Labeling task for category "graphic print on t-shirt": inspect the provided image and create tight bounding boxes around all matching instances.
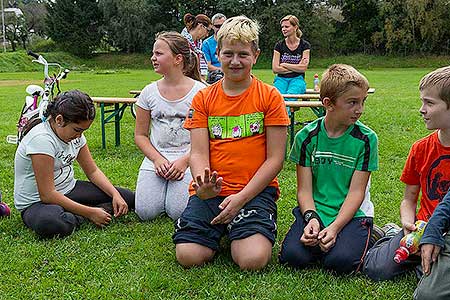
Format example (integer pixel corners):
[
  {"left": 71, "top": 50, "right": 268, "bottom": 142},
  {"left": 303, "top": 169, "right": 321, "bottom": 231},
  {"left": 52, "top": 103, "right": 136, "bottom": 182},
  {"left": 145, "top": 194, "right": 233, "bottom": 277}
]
[
  {"left": 280, "top": 53, "right": 301, "bottom": 65},
  {"left": 208, "top": 112, "right": 264, "bottom": 139},
  {"left": 426, "top": 155, "right": 450, "bottom": 203},
  {"left": 154, "top": 111, "right": 190, "bottom": 148}
]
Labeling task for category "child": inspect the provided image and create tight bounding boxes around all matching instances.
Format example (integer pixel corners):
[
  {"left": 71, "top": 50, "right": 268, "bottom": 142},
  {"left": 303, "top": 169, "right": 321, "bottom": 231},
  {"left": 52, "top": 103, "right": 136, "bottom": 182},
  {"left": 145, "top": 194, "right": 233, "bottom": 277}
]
[
  {"left": 414, "top": 190, "right": 450, "bottom": 300},
  {"left": 134, "top": 31, "right": 206, "bottom": 221},
  {"left": 173, "top": 16, "right": 290, "bottom": 270},
  {"left": 279, "top": 64, "right": 379, "bottom": 274},
  {"left": 364, "top": 66, "right": 450, "bottom": 281},
  {"left": 14, "top": 90, "right": 135, "bottom": 239}
]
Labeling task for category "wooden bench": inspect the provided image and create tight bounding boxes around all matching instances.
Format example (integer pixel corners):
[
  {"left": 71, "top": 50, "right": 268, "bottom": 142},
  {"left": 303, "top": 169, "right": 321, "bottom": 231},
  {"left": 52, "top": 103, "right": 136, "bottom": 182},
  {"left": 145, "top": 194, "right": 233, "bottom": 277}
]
[{"left": 92, "top": 97, "right": 137, "bottom": 149}]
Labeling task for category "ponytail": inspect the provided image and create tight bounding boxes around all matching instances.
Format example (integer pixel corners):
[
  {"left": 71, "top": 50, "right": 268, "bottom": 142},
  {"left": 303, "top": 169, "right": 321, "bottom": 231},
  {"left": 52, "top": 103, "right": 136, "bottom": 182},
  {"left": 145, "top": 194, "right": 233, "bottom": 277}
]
[{"left": 184, "top": 50, "right": 202, "bottom": 82}]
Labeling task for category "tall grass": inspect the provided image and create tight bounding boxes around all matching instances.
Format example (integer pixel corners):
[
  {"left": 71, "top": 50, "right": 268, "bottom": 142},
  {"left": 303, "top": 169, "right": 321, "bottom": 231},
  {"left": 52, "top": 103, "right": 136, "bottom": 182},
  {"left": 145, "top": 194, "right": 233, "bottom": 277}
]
[{"left": 0, "top": 67, "right": 435, "bottom": 299}]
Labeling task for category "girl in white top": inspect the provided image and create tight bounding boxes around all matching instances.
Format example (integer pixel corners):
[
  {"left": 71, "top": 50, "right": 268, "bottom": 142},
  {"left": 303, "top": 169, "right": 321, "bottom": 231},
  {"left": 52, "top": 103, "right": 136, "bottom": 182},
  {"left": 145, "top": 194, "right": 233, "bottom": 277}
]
[
  {"left": 14, "top": 90, "right": 134, "bottom": 238},
  {"left": 134, "top": 31, "right": 206, "bottom": 221}
]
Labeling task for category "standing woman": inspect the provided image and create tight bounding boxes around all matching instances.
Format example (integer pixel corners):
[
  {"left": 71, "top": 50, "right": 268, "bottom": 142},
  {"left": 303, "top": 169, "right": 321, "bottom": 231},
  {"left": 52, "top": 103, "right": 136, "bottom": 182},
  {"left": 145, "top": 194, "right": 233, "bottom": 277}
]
[
  {"left": 181, "top": 13, "right": 212, "bottom": 79},
  {"left": 272, "top": 15, "right": 311, "bottom": 97},
  {"left": 134, "top": 32, "right": 206, "bottom": 221},
  {"left": 14, "top": 90, "right": 135, "bottom": 239}
]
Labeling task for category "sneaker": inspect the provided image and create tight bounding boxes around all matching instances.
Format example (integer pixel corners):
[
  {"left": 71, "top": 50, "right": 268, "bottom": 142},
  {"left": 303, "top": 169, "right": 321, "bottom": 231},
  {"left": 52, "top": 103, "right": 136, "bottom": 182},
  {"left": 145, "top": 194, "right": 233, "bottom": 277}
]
[
  {"left": 382, "top": 222, "right": 401, "bottom": 238},
  {"left": 369, "top": 224, "right": 385, "bottom": 247}
]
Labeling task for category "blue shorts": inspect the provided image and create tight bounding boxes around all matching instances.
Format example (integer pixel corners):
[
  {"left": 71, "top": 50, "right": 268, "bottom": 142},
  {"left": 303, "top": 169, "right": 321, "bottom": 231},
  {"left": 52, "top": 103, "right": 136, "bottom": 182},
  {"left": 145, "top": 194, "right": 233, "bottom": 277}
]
[
  {"left": 173, "top": 187, "right": 278, "bottom": 251},
  {"left": 273, "top": 75, "right": 307, "bottom": 100}
]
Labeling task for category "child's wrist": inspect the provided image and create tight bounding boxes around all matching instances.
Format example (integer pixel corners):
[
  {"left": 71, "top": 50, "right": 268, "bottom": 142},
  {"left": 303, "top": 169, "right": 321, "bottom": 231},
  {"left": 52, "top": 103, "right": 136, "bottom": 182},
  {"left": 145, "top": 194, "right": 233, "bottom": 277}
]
[{"left": 303, "top": 209, "right": 325, "bottom": 230}]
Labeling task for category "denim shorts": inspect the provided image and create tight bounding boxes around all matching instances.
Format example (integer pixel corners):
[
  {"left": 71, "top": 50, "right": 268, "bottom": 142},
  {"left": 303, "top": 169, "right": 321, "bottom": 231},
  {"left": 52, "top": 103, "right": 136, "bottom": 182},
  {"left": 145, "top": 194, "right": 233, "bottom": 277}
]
[{"left": 173, "top": 186, "right": 278, "bottom": 251}]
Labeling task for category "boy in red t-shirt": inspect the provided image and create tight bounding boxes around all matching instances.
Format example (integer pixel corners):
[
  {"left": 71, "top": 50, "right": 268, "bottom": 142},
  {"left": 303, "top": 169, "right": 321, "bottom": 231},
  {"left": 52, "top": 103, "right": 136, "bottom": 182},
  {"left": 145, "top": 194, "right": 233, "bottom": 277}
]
[
  {"left": 173, "top": 16, "right": 290, "bottom": 270},
  {"left": 364, "top": 66, "right": 450, "bottom": 281}
]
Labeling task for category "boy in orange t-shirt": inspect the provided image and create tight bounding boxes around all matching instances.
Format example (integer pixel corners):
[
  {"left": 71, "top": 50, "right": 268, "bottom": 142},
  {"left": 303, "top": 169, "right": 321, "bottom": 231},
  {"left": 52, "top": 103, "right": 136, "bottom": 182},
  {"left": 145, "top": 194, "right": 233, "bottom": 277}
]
[
  {"left": 173, "top": 16, "right": 290, "bottom": 270},
  {"left": 364, "top": 66, "right": 450, "bottom": 281}
]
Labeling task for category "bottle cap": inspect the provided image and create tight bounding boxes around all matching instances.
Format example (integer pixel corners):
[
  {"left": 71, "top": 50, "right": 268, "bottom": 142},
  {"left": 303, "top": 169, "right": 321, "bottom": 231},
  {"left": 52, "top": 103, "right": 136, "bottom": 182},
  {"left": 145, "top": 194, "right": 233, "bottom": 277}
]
[{"left": 393, "top": 247, "right": 409, "bottom": 264}]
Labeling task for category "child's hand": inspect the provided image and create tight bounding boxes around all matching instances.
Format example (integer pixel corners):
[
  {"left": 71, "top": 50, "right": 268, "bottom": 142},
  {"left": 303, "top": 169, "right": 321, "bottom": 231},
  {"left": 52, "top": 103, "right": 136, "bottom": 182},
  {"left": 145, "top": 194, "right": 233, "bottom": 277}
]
[
  {"left": 318, "top": 226, "right": 338, "bottom": 252},
  {"left": 112, "top": 193, "right": 128, "bottom": 217},
  {"left": 193, "top": 168, "right": 223, "bottom": 200},
  {"left": 88, "top": 207, "right": 112, "bottom": 227},
  {"left": 165, "top": 158, "right": 188, "bottom": 181},
  {"left": 402, "top": 221, "right": 416, "bottom": 235},
  {"left": 154, "top": 157, "right": 171, "bottom": 178},
  {"left": 211, "top": 194, "right": 244, "bottom": 225},
  {"left": 300, "top": 219, "right": 320, "bottom": 246},
  {"left": 421, "top": 243, "right": 441, "bottom": 275}
]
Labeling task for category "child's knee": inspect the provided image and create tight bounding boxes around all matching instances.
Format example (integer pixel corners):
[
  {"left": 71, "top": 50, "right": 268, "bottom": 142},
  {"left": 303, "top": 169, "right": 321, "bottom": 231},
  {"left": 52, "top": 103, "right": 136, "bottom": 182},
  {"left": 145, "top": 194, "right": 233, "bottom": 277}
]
[
  {"left": 233, "top": 247, "right": 272, "bottom": 270},
  {"left": 231, "top": 235, "right": 273, "bottom": 270},
  {"left": 363, "top": 253, "right": 398, "bottom": 281},
  {"left": 135, "top": 205, "right": 161, "bottom": 221},
  {"left": 175, "top": 243, "right": 215, "bottom": 267},
  {"left": 279, "top": 237, "right": 312, "bottom": 269},
  {"left": 323, "top": 252, "right": 360, "bottom": 274},
  {"left": 34, "top": 212, "right": 78, "bottom": 238}
]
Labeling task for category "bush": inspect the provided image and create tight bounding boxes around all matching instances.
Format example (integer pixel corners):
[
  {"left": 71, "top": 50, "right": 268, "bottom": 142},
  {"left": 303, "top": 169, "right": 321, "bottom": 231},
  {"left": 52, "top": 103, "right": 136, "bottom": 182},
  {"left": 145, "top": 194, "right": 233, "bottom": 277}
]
[{"left": 29, "top": 38, "right": 58, "bottom": 53}]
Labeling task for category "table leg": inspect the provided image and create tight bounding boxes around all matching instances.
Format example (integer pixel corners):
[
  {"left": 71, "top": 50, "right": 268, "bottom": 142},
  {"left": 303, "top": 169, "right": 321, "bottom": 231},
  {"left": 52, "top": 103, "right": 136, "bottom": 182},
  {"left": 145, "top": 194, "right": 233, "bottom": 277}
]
[
  {"left": 100, "top": 103, "right": 106, "bottom": 149},
  {"left": 290, "top": 107, "right": 295, "bottom": 149},
  {"left": 114, "top": 103, "right": 120, "bottom": 147}
]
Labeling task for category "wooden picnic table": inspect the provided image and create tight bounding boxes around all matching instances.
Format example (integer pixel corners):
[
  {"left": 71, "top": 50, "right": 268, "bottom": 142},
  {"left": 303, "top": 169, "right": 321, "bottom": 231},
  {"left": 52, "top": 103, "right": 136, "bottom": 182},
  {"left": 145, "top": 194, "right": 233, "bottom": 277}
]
[
  {"left": 92, "top": 97, "right": 136, "bottom": 149},
  {"left": 91, "top": 88, "right": 375, "bottom": 149}
]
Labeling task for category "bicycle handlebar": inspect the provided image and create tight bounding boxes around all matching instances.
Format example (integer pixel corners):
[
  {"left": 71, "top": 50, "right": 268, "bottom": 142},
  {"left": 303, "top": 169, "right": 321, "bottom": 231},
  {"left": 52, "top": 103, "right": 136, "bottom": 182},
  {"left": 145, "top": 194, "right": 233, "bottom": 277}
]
[{"left": 27, "top": 50, "right": 40, "bottom": 59}]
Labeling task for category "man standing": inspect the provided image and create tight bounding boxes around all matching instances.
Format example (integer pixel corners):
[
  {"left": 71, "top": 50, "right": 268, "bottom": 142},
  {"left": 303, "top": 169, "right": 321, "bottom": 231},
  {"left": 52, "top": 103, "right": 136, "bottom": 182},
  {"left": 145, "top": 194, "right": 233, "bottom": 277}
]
[{"left": 201, "top": 13, "right": 226, "bottom": 80}]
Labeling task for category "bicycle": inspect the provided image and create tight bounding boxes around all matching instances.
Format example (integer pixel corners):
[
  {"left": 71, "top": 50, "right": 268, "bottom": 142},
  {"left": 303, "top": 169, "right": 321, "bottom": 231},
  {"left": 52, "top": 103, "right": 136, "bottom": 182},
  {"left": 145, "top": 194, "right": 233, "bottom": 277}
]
[{"left": 7, "top": 51, "right": 70, "bottom": 144}]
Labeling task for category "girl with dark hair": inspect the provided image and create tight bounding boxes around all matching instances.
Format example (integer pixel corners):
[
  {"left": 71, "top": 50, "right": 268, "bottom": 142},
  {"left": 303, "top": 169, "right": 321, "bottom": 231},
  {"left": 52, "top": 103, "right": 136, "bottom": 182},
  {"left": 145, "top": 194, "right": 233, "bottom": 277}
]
[
  {"left": 14, "top": 90, "right": 135, "bottom": 239},
  {"left": 134, "top": 31, "right": 206, "bottom": 221},
  {"left": 272, "top": 15, "right": 311, "bottom": 99},
  {"left": 181, "top": 13, "right": 212, "bottom": 79}
]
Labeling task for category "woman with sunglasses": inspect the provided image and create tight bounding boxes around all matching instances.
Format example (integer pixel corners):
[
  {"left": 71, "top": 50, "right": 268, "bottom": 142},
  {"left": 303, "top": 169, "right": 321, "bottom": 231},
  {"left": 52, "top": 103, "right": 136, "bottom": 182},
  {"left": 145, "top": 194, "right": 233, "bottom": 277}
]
[
  {"left": 181, "top": 13, "right": 212, "bottom": 80},
  {"left": 272, "top": 15, "right": 310, "bottom": 99}
]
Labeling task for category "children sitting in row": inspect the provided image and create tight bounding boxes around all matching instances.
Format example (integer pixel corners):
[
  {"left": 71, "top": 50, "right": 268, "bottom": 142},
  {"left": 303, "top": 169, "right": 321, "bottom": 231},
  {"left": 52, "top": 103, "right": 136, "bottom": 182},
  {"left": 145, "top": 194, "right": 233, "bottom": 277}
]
[{"left": 11, "top": 15, "right": 450, "bottom": 299}]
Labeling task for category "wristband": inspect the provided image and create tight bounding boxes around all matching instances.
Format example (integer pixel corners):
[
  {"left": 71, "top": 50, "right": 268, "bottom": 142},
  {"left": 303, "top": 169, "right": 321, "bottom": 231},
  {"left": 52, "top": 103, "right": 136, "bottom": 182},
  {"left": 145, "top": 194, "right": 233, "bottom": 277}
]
[{"left": 303, "top": 210, "right": 325, "bottom": 230}]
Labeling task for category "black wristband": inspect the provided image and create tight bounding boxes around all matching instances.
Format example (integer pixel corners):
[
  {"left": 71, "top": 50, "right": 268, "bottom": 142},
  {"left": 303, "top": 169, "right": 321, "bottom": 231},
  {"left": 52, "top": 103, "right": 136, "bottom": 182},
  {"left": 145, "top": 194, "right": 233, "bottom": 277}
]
[{"left": 303, "top": 210, "right": 325, "bottom": 230}]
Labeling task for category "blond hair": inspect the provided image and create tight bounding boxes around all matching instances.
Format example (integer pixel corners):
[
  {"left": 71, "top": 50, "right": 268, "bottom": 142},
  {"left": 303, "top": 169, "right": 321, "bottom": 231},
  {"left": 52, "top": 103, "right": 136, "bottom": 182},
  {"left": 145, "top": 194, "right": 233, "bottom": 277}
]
[
  {"left": 419, "top": 66, "right": 450, "bottom": 108},
  {"left": 320, "top": 64, "right": 369, "bottom": 103},
  {"left": 217, "top": 15, "right": 259, "bottom": 53},
  {"left": 280, "top": 15, "right": 302, "bottom": 39}
]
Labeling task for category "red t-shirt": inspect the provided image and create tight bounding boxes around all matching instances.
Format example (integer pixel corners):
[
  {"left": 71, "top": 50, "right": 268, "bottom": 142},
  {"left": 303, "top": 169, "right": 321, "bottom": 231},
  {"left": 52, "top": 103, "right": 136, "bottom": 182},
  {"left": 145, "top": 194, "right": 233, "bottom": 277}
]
[
  {"left": 184, "top": 77, "right": 290, "bottom": 197},
  {"left": 400, "top": 131, "right": 450, "bottom": 221}
]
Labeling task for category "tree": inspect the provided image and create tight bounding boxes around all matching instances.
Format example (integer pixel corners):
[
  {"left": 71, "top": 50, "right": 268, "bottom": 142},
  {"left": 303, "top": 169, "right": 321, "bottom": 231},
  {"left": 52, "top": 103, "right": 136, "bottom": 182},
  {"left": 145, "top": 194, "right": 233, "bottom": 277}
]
[
  {"left": 99, "top": 0, "right": 180, "bottom": 53},
  {"left": 46, "top": 0, "right": 103, "bottom": 57}
]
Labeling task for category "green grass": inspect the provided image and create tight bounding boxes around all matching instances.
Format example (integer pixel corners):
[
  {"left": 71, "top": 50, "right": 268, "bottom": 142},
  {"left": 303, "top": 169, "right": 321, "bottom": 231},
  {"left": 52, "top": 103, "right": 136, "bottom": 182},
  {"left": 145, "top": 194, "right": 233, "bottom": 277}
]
[
  {"left": 2, "top": 50, "right": 450, "bottom": 72},
  {"left": 0, "top": 67, "right": 434, "bottom": 299}
]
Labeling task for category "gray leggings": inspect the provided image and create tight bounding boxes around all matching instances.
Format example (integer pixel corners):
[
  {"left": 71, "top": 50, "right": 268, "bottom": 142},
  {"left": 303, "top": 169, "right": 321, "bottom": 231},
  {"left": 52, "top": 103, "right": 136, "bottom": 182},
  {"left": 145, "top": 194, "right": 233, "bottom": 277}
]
[
  {"left": 21, "top": 180, "right": 135, "bottom": 239},
  {"left": 135, "top": 169, "right": 192, "bottom": 221}
]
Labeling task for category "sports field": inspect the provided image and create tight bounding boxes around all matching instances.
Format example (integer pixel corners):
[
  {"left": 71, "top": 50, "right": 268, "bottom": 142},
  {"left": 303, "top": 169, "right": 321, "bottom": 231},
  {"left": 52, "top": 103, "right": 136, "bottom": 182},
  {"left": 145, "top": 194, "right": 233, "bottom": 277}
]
[{"left": 0, "top": 68, "right": 432, "bottom": 299}]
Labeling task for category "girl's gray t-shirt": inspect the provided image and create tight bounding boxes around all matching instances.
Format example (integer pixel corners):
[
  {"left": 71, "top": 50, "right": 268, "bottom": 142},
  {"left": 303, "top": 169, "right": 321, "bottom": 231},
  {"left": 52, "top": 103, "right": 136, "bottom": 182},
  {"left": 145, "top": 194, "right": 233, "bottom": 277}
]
[
  {"left": 14, "top": 121, "right": 86, "bottom": 211},
  {"left": 136, "top": 80, "right": 205, "bottom": 171}
]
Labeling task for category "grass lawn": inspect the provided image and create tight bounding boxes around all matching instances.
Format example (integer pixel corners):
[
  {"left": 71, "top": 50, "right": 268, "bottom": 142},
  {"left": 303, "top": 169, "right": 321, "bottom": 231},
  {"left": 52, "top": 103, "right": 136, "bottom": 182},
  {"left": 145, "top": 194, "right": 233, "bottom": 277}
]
[{"left": 0, "top": 67, "right": 433, "bottom": 299}]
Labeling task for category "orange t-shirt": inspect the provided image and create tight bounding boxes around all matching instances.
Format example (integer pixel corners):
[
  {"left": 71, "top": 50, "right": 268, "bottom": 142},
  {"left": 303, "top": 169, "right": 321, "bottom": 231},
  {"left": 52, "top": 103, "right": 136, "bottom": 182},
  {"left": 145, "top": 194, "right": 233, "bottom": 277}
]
[
  {"left": 184, "top": 77, "right": 290, "bottom": 197},
  {"left": 400, "top": 131, "right": 450, "bottom": 221}
]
